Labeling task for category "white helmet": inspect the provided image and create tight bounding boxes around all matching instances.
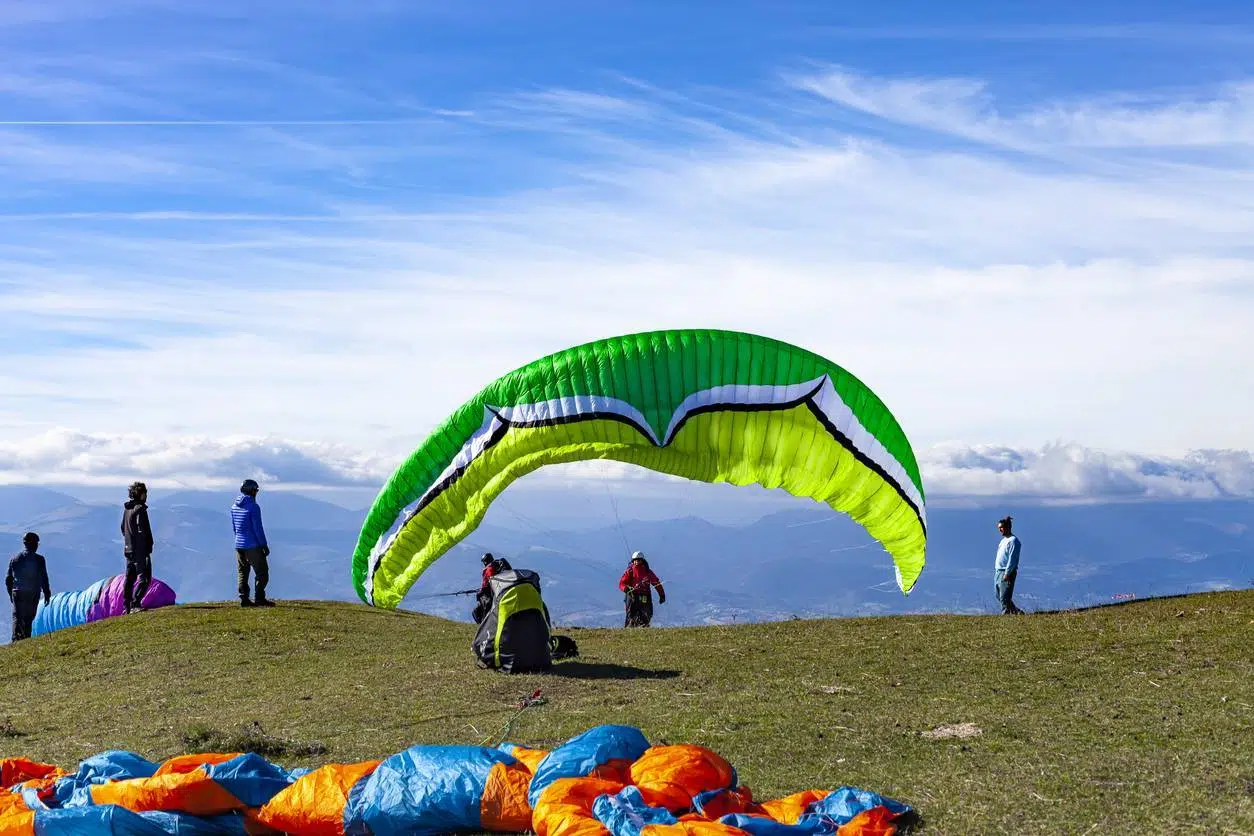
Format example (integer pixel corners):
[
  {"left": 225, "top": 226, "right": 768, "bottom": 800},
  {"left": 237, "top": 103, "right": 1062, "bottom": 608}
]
[{"left": 631, "top": 550, "right": 645, "bottom": 561}]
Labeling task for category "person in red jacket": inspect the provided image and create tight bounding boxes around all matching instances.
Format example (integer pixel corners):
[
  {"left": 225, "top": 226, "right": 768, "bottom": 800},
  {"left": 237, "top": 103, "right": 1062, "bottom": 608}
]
[
  {"left": 619, "top": 551, "right": 665, "bottom": 628},
  {"left": 473, "top": 552, "right": 512, "bottom": 623}
]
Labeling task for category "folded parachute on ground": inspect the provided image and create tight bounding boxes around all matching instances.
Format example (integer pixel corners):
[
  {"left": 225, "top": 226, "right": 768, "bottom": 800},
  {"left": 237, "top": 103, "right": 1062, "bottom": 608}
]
[
  {"left": 1, "top": 725, "right": 914, "bottom": 835},
  {"left": 354, "top": 329, "right": 928, "bottom": 609},
  {"left": 32, "top": 575, "right": 177, "bottom": 637}
]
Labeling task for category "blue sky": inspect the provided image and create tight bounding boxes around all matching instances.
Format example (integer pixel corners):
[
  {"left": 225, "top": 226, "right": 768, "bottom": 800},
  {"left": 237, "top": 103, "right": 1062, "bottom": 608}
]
[{"left": 1, "top": 1, "right": 1253, "bottom": 498}]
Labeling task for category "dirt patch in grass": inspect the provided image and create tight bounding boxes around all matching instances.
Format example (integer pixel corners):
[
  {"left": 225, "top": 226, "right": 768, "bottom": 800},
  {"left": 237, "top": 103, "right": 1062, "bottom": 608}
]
[
  {"left": 920, "top": 722, "right": 982, "bottom": 740},
  {"left": 180, "top": 721, "right": 327, "bottom": 758}
]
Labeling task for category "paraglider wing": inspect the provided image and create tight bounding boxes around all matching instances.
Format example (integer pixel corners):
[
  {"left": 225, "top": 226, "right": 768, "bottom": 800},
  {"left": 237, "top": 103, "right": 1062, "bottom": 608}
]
[
  {"left": 31, "top": 575, "right": 177, "bottom": 636},
  {"left": 353, "top": 329, "right": 927, "bottom": 608}
]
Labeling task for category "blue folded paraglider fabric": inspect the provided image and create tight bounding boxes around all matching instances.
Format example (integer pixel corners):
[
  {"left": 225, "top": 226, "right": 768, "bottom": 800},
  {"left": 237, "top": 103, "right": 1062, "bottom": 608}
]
[
  {"left": 592, "top": 786, "right": 679, "bottom": 836},
  {"left": 343, "top": 745, "right": 516, "bottom": 836},
  {"left": 527, "top": 724, "right": 650, "bottom": 807},
  {"left": 32, "top": 580, "right": 106, "bottom": 636}
]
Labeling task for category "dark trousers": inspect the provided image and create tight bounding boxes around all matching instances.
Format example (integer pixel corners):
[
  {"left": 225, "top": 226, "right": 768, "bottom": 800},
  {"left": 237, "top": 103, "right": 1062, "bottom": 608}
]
[
  {"left": 237, "top": 548, "right": 269, "bottom": 600},
  {"left": 10, "top": 591, "right": 40, "bottom": 641},
  {"left": 124, "top": 552, "right": 152, "bottom": 610},
  {"left": 624, "top": 592, "right": 653, "bottom": 627},
  {"left": 995, "top": 570, "right": 1022, "bottom": 614},
  {"left": 472, "top": 589, "right": 491, "bottom": 624}
]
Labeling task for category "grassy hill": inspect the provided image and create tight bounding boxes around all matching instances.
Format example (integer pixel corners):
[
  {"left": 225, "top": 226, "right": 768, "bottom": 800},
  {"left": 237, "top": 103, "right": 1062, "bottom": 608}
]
[{"left": 2, "top": 592, "right": 1252, "bottom": 834}]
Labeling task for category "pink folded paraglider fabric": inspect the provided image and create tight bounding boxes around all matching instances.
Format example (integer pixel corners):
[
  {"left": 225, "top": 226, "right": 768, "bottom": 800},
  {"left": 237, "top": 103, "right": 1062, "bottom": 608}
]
[{"left": 89, "top": 576, "right": 177, "bottom": 620}]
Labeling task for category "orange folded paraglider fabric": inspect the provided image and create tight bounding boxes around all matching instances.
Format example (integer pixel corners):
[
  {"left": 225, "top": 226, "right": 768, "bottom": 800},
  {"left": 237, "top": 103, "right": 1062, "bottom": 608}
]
[
  {"left": 837, "top": 805, "right": 904, "bottom": 836},
  {"left": 153, "top": 752, "right": 243, "bottom": 776},
  {"left": 533, "top": 777, "right": 625, "bottom": 836},
  {"left": 501, "top": 743, "right": 550, "bottom": 775},
  {"left": 481, "top": 760, "right": 535, "bottom": 832},
  {"left": 760, "top": 789, "right": 831, "bottom": 824},
  {"left": 90, "top": 769, "right": 244, "bottom": 816},
  {"left": 630, "top": 745, "right": 737, "bottom": 811},
  {"left": 0, "top": 804, "right": 35, "bottom": 836},
  {"left": 641, "top": 822, "right": 750, "bottom": 835},
  {"left": 255, "top": 760, "right": 381, "bottom": 836},
  {"left": 0, "top": 758, "right": 63, "bottom": 787}
]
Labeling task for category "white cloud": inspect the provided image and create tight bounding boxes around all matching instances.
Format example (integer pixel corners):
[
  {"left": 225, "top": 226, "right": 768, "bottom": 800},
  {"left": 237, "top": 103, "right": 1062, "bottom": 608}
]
[
  {"left": 796, "top": 66, "right": 1254, "bottom": 150},
  {"left": 0, "top": 429, "right": 389, "bottom": 488},
  {"left": 1, "top": 430, "right": 1250, "bottom": 506},
  {"left": 923, "top": 443, "right": 1254, "bottom": 501}
]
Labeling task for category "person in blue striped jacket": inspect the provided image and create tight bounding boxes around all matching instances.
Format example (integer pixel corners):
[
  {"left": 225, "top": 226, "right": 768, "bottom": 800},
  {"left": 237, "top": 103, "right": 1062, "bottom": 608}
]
[{"left": 230, "top": 478, "right": 273, "bottom": 607}]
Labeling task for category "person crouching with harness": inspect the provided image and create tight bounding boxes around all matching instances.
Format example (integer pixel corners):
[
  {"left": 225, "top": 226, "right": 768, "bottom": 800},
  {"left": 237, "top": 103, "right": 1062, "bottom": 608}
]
[
  {"left": 473, "top": 552, "right": 512, "bottom": 623},
  {"left": 619, "top": 551, "right": 665, "bottom": 627}
]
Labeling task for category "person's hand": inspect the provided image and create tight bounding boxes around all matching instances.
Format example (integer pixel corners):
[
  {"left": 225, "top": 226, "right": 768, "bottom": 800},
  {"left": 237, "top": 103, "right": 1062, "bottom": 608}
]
[
  {"left": 44, "top": 594, "right": 51, "bottom": 606},
  {"left": 262, "top": 545, "right": 271, "bottom": 558},
  {"left": 658, "top": 593, "right": 666, "bottom": 604}
]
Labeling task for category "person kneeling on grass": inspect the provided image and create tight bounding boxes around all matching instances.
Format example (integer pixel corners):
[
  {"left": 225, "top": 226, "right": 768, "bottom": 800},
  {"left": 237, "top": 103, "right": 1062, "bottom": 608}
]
[{"left": 230, "top": 478, "right": 274, "bottom": 607}]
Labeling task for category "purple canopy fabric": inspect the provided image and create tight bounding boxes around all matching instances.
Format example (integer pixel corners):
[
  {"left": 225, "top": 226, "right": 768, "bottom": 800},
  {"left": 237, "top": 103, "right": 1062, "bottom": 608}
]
[{"left": 89, "top": 575, "right": 177, "bottom": 620}]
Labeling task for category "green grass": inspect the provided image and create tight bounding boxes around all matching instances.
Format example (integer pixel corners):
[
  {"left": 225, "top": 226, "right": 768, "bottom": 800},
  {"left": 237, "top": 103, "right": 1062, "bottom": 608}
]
[{"left": 2, "top": 592, "right": 1252, "bottom": 834}]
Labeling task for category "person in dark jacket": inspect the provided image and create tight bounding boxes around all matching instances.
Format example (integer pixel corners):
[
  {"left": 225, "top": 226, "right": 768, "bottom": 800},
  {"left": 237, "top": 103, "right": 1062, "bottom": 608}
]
[
  {"left": 120, "top": 481, "right": 154, "bottom": 614},
  {"left": 619, "top": 551, "right": 665, "bottom": 628},
  {"left": 7, "top": 532, "right": 52, "bottom": 642},
  {"left": 230, "top": 478, "right": 272, "bottom": 607}
]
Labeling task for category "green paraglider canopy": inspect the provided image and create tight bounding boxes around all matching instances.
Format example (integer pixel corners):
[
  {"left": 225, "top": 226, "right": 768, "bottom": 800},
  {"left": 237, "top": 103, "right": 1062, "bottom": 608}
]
[{"left": 353, "top": 329, "right": 927, "bottom": 608}]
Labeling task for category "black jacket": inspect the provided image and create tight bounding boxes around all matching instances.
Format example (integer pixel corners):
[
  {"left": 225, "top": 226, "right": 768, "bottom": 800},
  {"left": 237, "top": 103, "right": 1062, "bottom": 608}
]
[
  {"left": 6, "top": 550, "right": 51, "bottom": 599},
  {"left": 121, "top": 500, "right": 154, "bottom": 556}
]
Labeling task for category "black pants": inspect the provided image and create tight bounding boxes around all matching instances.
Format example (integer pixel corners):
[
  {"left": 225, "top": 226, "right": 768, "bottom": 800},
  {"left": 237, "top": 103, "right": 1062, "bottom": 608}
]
[
  {"left": 10, "top": 591, "right": 40, "bottom": 641},
  {"left": 124, "top": 552, "right": 152, "bottom": 610},
  {"left": 237, "top": 548, "right": 269, "bottom": 600},
  {"left": 624, "top": 593, "right": 653, "bottom": 627},
  {"left": 472, "top": 589, "right": 491, "bottom": 624}
]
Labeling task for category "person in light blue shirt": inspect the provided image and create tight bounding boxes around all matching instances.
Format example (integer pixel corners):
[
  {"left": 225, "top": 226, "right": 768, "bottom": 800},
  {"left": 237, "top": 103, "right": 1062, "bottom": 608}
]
[{"left": 994, "top": 515, "right": 1024, "bottom": 614}]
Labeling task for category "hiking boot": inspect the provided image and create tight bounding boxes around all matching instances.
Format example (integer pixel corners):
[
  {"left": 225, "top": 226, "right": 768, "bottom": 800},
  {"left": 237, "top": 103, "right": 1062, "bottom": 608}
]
[
  {"left": 254, "top": 596, "right": 276, "bottom": 607},
  {"left": 240, "top": 597, "right": 255, "bottom": 608}
]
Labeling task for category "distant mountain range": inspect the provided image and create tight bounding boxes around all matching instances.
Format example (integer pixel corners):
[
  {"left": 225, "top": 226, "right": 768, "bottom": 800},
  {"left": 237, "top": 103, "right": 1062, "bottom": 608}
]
[{"left": 2, "top": 484, "right": 1251, "bottom": 642}]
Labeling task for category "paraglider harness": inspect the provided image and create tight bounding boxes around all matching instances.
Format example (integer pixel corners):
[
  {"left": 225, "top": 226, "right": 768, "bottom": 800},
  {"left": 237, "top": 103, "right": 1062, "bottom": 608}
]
[
  {"left": 624, "top": 588, "right": 653, "bottom": 628},
  {"left": 473, "top": 568, "right": 553, "bottom": 673}
]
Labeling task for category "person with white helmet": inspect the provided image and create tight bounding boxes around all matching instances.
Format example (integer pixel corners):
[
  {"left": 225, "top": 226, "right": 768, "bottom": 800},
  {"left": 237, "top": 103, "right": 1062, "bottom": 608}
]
[{"left": 618, "top": 550, "right": 666, "bottom": 628}]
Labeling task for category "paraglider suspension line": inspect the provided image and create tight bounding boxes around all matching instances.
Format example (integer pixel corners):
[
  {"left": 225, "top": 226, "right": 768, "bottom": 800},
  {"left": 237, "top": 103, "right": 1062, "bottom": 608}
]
[{"left": 479, "top": 688, "right": 546, "bottom": 747}]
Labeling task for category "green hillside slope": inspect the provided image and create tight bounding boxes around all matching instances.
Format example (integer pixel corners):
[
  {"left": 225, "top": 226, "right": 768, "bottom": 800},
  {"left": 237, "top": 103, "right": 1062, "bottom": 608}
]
[{"left": 2, "top": 592, "right": 1252, "bottom": 833}]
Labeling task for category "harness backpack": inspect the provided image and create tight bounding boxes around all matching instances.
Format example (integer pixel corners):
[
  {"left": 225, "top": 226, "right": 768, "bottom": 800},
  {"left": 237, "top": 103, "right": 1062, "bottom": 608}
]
[
  {"left": 472, "top": 569, "right": 552, "bottom": 673},
  {"left": 549, "top": 634, "right": 580, "bottom": 660}
]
